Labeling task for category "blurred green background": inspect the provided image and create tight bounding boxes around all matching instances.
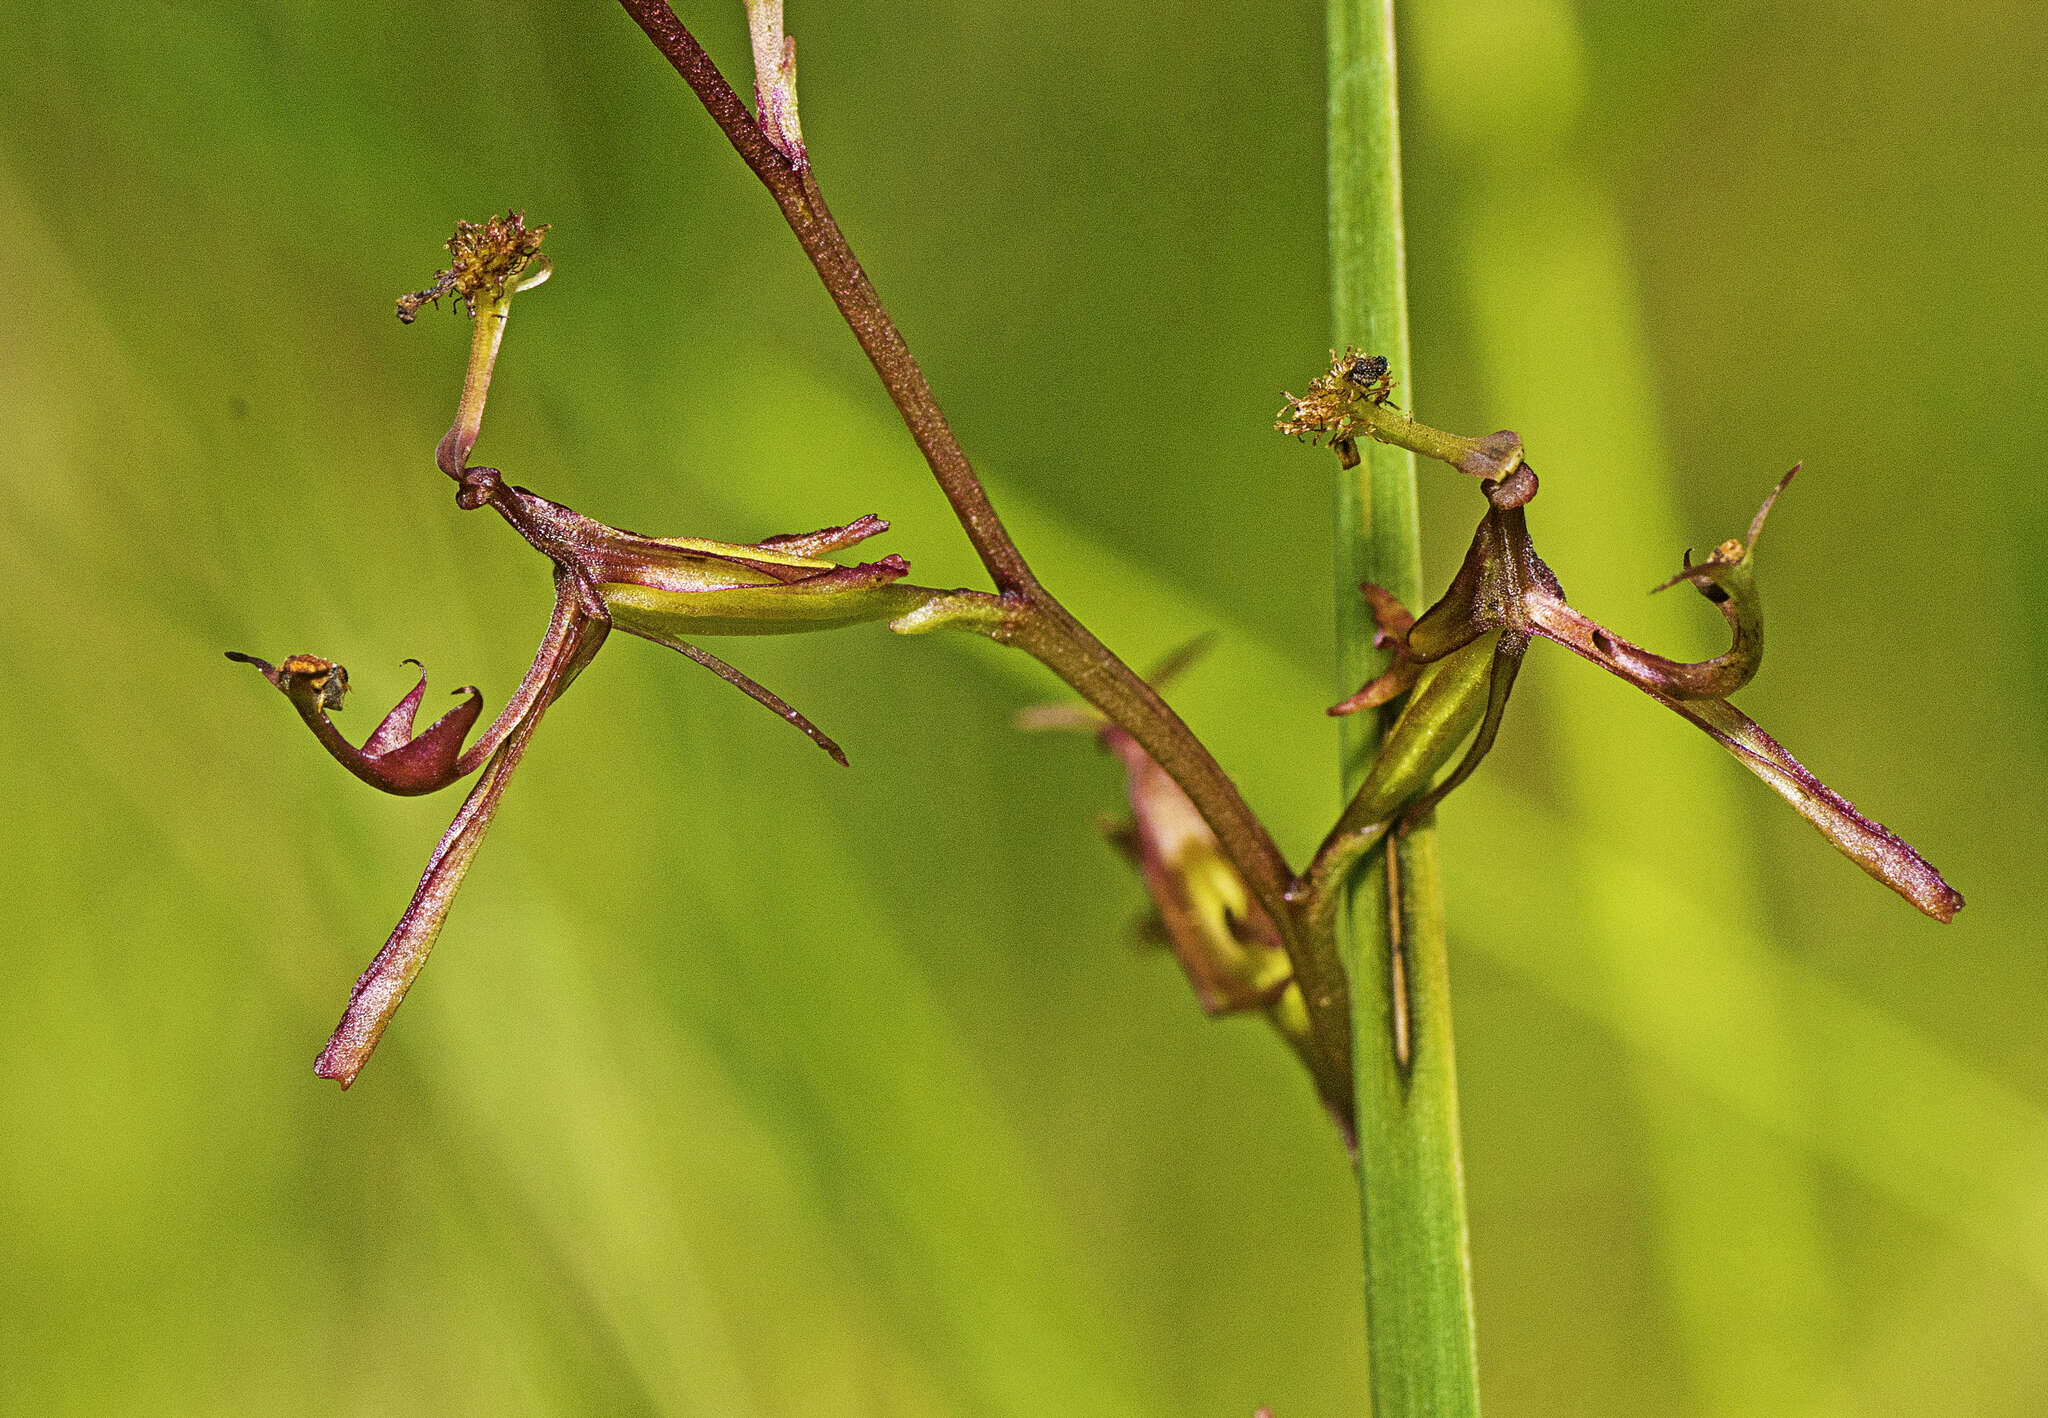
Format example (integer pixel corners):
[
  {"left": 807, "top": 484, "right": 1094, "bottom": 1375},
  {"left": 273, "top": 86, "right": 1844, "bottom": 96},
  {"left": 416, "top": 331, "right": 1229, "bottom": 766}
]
[{"left": 3, "top": 1, "right": 2043, "bottom": 1413}]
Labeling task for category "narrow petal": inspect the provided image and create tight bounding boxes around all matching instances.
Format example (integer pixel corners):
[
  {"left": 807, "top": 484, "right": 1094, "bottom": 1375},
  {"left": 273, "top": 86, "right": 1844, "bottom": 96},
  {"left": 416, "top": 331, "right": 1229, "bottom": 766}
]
[
  {"left": 482, "top": 478, "right": 855, "bottom": 589},
  {"left": 1143, "top": 631, "right": 1220, "bottom": 692},
  {"left": 618, "top": 622, "right": 848, "bottom": 765},
  {"left": 1014, "top": 703, "right": 1101, "bottom": 734},
  {"left": 360, "top": 663, "right": 431, "bottom": 756},
  {"left": 1015, "top": 635, "right": 1214, "bottom": 733},
  {"left": 754, "top": 514, "right": 890, "bottom": 557},
  {"left": 1331, "top": 583, "right": 1423, "bottom": 714}
]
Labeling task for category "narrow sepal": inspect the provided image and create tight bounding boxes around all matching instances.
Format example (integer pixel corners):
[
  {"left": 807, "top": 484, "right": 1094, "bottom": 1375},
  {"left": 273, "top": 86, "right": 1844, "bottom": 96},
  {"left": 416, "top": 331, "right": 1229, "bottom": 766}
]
[{"left": 1667, "top": 696, "right": 1963, "bottom": 922}]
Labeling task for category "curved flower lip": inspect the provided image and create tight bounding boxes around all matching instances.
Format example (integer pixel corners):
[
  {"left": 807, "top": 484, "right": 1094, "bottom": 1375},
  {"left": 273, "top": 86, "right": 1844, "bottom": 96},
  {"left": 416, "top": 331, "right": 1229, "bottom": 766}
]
[
  {"left": 257, "top": 213, "right": 1014, "bottom": 1089},
  {"left": 1515, "top": 465, "right": 1788, "bottom": 706},
  {"left": 1623, "top": 462, "right": 1794, "bottom": 700},
  {"left": 225, "top": 652, "right": 484, "bottom": 797},
  {"left": 240, "top": 494, "right": 960, "bottom": 1086}
]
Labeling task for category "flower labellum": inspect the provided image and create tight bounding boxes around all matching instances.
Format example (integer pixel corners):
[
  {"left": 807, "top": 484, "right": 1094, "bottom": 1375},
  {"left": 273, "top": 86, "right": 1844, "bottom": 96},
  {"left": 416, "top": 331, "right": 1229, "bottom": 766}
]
[{"left": 224, "top": 654, "right": 483, "bottom": 796}]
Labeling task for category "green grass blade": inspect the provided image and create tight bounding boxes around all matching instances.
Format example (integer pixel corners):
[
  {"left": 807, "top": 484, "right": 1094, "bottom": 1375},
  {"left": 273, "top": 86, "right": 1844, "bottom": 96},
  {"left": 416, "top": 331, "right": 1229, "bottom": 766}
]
[{"left": 1329, "top": 3, "right": 1482, "bottom": 1414}]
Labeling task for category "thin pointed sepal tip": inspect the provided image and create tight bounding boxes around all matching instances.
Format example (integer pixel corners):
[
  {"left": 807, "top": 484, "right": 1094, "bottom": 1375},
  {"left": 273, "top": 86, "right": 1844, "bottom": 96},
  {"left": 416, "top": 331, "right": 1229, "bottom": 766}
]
[{"left": 1749, "top": 463, "right": 1800, "bottom": 550}]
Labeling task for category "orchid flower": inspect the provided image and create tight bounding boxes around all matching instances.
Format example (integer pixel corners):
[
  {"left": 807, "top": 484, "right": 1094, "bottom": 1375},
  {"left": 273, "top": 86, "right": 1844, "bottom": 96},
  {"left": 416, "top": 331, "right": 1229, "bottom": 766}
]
[
  {"left": 1333, "top": 463, "right": 1963, "bottom": 922},
  {"left": 232, "top": 215, "right": 990, "bottom": 1085}
]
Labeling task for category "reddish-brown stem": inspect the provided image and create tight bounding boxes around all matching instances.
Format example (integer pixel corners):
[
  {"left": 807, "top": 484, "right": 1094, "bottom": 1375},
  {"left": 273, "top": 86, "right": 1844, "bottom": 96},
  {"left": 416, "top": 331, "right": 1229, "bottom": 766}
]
[{"left": 613, "top": 0, "right": 1353, "bottom": 1114}]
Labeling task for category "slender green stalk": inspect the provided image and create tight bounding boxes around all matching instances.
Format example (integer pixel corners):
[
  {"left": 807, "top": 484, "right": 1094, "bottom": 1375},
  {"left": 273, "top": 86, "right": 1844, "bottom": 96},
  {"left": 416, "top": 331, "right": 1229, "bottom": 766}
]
[{"left": 1328, "top": 3, "right": 1481, "bottom": 1413}]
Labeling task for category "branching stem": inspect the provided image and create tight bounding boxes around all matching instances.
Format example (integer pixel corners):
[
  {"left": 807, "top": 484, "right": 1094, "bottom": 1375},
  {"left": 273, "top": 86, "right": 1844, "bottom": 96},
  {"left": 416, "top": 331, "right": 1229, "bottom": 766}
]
[{"left": 613, "top": 0, "right": 1355, "bottom": 1116}]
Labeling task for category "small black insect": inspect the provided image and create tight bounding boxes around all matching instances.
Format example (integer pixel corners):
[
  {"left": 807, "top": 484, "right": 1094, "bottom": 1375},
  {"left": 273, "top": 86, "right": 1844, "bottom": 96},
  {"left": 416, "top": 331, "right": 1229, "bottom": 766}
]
[{"left": 1344, "top": 353, "right": 1390, "bottom": 387}]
